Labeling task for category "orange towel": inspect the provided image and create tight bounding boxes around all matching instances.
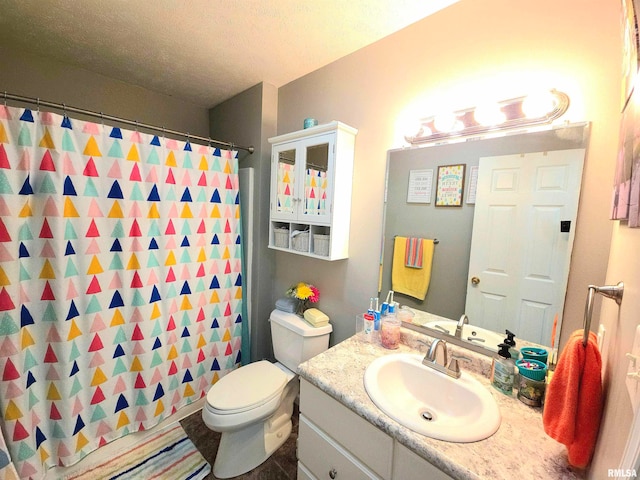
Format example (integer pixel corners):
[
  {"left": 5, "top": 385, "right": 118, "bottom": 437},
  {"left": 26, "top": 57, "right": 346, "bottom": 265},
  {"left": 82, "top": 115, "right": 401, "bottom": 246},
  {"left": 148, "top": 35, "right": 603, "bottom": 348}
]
[{"left": 543, "top": 330, "right": 603, "bottom": 469}]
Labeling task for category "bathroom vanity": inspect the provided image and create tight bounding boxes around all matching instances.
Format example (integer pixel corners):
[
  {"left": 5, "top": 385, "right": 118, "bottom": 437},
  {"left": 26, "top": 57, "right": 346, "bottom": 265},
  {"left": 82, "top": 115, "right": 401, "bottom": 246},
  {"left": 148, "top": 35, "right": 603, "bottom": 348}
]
[{"left": 296, "top": 330, "right": 583, "bottom": 480}]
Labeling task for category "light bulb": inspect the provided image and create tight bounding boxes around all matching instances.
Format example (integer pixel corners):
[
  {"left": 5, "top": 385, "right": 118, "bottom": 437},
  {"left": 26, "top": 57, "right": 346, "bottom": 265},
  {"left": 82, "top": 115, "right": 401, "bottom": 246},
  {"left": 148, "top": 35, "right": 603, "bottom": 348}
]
[
  {"left": 522, "top": 90, "right": 557, "bottom": 119},
  {"left": 419, "top": 125, "right": 433, "bottom": 137},
  {"left": 433, "top": 112, "right": 459, "bottom": 133},
  {"left": 473, "top": 103, "right": 506, "bottom": 126}
]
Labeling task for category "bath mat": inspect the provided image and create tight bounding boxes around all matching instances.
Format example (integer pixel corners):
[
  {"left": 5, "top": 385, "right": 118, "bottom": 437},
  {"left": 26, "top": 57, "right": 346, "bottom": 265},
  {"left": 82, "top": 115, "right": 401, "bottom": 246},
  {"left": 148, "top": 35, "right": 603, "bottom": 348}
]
[{"left": 65, "top": 423, "right": 211, "bottom": 480}]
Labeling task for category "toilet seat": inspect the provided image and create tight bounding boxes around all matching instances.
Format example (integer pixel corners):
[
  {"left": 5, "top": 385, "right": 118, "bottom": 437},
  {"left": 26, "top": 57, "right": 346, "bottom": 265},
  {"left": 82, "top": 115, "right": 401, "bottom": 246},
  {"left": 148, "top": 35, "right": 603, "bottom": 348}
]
[{"left": 206, "top": 360, "right": 288, "bottom": 414}]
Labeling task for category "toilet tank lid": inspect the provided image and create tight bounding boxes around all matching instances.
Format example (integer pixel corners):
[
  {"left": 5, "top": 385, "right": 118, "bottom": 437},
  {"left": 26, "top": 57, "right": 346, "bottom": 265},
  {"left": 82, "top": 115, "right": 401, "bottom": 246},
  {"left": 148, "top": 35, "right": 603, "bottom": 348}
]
[{"left": 270, "top": 309, "right": 332, "bottom": 337}]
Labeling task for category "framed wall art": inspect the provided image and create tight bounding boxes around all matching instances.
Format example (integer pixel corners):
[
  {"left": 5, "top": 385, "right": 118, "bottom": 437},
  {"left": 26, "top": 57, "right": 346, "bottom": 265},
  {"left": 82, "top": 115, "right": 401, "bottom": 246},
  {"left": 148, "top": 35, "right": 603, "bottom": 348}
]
[
  {"left": 435, "top": 164, "right": 465, "bottom": 207},
  {"left": 406, "top": 168, "right": 434, "bottom": 203}
]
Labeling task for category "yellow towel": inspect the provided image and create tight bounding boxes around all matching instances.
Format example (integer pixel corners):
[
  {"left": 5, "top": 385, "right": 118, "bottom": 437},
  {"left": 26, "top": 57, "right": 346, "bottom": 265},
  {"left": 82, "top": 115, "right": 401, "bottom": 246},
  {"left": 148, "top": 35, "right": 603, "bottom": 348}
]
[{"left": 391, "top": 237, "right": 434, "bottom": 300}]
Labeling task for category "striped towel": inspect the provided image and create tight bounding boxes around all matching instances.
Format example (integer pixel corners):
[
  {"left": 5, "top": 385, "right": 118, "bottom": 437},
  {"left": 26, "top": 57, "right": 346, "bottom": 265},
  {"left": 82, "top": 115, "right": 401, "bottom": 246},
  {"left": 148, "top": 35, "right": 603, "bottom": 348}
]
[{"left": 405, "top": 237, "right": 424, "bottom": 268}]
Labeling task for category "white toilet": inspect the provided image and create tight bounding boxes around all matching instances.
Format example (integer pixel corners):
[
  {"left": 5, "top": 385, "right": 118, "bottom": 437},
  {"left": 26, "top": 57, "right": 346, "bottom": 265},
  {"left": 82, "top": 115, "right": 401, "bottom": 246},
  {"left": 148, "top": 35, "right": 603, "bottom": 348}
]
[{"left": 202, "top": 309, "right": 332, "bottom": 478}]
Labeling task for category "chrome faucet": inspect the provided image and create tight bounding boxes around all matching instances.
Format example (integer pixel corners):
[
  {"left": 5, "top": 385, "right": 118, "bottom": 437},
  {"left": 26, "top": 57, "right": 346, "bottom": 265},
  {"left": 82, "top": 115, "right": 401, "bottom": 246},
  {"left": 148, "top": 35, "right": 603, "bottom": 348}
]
[
  {"left": 455, "top": 314, "right": 469, "bottom": 338},
  {"left": 421, "top": 339, "right": 470, "bottom": 379}
]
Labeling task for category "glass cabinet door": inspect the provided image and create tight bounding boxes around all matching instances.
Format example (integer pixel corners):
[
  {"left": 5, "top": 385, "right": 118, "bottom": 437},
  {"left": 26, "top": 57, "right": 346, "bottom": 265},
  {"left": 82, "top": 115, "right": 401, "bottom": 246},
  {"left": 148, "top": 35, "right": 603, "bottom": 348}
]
[
  {"left": 301, "top": 142, "right": 329, "bottom": 219},
  {"left": 272, "top": 135, "right": 334, "bottom": 224},
  {"left": 273, "top": 146, "right": 297, "bottom": 219},
  {"left": 298, "top": 135, "right": 335, "bottom": 224}
]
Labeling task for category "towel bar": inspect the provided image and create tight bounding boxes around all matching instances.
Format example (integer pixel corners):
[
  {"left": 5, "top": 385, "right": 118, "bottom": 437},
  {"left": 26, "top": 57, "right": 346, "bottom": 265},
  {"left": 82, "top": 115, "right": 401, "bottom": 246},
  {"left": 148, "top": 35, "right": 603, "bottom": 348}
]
[
  {"left": 583, "top": 282, "right": 624, "bottom": 346},
  {"left": 393, "top": 235, "right": 439, "bottom": 244}
]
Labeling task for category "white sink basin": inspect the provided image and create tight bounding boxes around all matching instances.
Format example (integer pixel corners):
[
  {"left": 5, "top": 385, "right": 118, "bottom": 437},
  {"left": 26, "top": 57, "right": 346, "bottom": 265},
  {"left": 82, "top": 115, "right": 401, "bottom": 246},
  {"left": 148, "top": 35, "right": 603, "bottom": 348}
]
[{"left": 364, "top": 353, "right": 501, "bottom": 442}]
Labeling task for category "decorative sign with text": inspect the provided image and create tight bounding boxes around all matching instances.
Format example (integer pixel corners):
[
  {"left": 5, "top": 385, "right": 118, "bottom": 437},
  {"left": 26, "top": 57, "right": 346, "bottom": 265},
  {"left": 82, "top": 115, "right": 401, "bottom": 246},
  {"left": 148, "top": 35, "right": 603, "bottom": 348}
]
[{"left": 435, "top": 164, "right": 465, "bottom": 207}]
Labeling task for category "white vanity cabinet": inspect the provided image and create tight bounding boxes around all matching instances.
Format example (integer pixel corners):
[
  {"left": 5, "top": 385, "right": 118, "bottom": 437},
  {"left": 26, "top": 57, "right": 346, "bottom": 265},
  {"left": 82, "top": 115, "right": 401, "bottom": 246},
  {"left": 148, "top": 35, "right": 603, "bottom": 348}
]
[
  {"left": 268, "top": 121, "right": 356, "bottom": 260},
  {"left": 297, "top": 379, "right": 454, "bottom": 480}
]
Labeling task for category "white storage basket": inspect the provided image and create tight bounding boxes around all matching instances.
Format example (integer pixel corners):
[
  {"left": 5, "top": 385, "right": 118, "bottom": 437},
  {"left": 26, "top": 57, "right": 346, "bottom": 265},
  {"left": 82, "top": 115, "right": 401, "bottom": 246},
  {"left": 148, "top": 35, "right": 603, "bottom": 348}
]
[
  {"left": 313, "top": 234, "right": 330, "bottom": 256},
  {"left": 292, "top": 231, "right": 310, "bottom": 252},
  {"left": 274, "top": 228, "right": 289, "bottom": 248}
]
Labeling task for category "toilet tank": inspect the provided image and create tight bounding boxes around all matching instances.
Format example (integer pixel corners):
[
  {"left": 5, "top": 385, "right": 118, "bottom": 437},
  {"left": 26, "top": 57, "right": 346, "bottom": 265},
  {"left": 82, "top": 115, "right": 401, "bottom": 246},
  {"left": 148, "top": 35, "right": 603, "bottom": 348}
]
[{"left": 269, "top": 309, "right": 332, "bottom": 372}]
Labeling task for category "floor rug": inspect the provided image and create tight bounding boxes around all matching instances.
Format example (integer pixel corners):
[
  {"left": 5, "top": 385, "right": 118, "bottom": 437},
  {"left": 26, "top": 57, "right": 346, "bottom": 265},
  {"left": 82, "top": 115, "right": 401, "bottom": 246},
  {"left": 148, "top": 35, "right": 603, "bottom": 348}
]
[{"left": 65, "top": 423, "right": 211, "bottom": 480}]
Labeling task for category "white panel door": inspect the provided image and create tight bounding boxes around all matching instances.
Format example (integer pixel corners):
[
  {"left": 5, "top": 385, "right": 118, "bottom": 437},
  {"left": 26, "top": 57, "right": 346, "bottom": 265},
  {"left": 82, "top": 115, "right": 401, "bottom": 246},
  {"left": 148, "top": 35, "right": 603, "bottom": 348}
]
[{"left": 465, "top": 149, "right": 585, "bottom": 345}]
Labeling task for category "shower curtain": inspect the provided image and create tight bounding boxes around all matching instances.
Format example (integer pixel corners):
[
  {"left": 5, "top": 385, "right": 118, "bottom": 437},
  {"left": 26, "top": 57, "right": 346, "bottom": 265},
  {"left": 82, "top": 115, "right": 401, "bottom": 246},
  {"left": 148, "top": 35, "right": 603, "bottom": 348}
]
[{"left": 0, "top": 105, "right": 244, "bottom": 479}]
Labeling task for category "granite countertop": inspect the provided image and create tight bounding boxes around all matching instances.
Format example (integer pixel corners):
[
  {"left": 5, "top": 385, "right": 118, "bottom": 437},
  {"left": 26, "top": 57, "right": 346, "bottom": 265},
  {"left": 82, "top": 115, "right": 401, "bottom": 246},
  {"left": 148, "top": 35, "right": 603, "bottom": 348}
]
[{"left": 297, "top": 328, "right": 584, "bottom": 480}]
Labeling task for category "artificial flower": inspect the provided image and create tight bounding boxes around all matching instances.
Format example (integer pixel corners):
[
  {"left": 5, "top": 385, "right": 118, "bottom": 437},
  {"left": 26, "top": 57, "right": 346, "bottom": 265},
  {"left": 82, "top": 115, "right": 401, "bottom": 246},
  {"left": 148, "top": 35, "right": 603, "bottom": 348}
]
[{"left": 286, "top": 282, "right": 319, "bottom": 303}]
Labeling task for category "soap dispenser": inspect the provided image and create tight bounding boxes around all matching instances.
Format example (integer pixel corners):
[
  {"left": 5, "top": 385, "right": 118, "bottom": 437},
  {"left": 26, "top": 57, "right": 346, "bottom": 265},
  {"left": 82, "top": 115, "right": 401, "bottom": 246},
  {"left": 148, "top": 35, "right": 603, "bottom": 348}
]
[
  {"left": 504, "top": 329, "right": 520, "bottom": 360},
  {"left": 491, "top": 343, "right": 515, "bottom": 396}
]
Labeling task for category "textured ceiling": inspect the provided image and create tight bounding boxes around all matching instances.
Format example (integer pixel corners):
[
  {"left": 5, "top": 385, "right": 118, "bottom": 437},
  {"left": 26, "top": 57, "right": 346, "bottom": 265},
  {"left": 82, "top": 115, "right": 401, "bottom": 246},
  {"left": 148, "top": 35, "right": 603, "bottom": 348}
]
[{"left": 0, "top": 0, "right": 458, "bottom": 108}]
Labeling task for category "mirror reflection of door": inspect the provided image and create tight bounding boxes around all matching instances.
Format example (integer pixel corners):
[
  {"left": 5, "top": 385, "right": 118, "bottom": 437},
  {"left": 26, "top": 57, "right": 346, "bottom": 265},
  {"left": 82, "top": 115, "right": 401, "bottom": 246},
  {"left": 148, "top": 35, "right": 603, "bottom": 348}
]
[{"left": 465, "top": 149, "right": 585, "bottom": 345}]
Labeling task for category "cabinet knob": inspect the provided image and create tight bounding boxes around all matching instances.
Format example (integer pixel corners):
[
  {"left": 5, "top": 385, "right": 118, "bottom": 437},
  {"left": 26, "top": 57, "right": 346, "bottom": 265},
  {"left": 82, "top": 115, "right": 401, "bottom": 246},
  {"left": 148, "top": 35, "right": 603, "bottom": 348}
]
[{"left": 329, "top": 468, "right": 337, "bottom": 479}]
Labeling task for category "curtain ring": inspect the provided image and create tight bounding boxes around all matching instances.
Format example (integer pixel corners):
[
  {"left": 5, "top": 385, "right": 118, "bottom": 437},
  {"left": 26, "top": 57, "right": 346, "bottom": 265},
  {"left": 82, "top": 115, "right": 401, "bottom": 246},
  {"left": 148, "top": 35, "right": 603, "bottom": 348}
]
[{"left": 36, "top": 97, "right": 40, "bottom": 112}]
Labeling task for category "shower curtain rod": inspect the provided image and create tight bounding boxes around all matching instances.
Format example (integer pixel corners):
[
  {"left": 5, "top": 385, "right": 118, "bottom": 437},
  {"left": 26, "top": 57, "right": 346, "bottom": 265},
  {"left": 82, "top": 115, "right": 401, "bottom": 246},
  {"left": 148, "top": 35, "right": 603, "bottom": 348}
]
[{"left": 2, "top": 92, "right": 255, "bottom": 154}]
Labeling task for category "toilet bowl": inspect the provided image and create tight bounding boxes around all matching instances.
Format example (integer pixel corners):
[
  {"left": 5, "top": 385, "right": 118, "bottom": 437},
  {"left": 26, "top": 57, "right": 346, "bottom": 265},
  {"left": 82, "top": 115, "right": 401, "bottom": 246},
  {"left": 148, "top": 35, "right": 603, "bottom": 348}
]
[
  {"left": 202, "top": 361, "right": 298, "bottom": 478},
  {"left": 202, "top": 309, "right": 332, "bottom": 478}
]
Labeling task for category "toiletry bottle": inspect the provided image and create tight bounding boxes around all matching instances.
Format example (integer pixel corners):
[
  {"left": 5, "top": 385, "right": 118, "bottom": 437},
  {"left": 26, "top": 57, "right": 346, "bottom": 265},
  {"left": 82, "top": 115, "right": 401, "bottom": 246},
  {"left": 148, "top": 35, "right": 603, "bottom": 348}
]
[
  {"left": 363, "top": 313, "right": 375, "bottom": 342},
  {"left": 491, "top": 343, "right": 515, "bottom": 396},
  {"left": 504, "top": 329, "right": 520, "bottom": 360}
]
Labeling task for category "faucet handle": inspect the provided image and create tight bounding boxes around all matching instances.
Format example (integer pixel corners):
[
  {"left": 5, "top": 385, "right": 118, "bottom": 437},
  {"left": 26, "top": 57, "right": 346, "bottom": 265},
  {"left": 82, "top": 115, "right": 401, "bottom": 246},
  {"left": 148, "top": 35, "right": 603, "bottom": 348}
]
[
  {"left": 416, "top": 339, "right": 431, "bottom": 353},
  {"left": 447, "top": 354, "right": 471, "bottom": 377}
]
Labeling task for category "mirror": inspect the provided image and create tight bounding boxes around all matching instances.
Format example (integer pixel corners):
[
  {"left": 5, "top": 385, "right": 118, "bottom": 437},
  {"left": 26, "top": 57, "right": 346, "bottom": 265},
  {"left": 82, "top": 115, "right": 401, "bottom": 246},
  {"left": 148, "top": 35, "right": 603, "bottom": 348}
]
[{"left": 380, "top": 123, "right": 590, "bottom": 355}]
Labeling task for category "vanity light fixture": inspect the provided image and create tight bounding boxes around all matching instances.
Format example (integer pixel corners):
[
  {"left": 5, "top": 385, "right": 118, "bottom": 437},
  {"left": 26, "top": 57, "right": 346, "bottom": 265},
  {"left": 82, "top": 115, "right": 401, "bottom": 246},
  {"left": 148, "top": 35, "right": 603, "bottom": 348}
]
[{"left": 405, "top": 89, "right": 570, "bottom": 145}]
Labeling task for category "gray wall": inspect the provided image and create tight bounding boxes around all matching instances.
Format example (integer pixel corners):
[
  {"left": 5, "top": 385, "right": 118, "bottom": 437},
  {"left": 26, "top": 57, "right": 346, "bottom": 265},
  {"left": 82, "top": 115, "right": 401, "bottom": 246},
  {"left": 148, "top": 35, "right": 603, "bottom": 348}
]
[
  {"left": 0, "top": 46, "right": 209, "bottom": 137},
  {"left": 209, "top": 83, "right": 278, "bottom": 361}
]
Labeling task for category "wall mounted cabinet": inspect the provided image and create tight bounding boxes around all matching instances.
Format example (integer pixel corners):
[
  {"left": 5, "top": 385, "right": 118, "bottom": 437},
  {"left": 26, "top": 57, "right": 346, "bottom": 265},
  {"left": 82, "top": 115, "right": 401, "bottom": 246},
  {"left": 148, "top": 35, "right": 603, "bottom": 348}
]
[{"left": 268, "top": 121, "right": 357, "bottom": 260}]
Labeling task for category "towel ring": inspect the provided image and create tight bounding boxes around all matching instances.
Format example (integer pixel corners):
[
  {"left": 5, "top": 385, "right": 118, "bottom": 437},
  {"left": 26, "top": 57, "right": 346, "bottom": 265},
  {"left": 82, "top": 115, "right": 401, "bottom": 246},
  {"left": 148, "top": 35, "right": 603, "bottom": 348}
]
[{"left": 583, "top": 282, "right": 624, "bottom": 346}]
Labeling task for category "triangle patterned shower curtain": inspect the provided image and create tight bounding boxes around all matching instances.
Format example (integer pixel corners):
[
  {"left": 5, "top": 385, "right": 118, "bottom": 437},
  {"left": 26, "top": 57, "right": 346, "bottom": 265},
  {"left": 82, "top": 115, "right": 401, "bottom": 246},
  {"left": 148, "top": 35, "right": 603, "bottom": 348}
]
[{"left": 0, "top": 105, "right": 244, "bottom": 479}]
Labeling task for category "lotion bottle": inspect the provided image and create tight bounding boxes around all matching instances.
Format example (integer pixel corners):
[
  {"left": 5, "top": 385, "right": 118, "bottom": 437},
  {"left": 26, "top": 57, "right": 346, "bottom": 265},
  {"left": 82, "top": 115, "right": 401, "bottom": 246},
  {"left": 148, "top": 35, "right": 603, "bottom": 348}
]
[{"left": 491, "top": 343, "right": 515, "bottom": 396}]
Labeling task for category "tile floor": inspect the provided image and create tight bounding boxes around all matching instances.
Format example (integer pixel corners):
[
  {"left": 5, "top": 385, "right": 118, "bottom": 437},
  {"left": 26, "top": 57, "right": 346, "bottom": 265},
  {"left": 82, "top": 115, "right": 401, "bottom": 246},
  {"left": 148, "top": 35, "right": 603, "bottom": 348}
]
[{"left": 180, "top": 405, "right": 299, "bottom": 480}]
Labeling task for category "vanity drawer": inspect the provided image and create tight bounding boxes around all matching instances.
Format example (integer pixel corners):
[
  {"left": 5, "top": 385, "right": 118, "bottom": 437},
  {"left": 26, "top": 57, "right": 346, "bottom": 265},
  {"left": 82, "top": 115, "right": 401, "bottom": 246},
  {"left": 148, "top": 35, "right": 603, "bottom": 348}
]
[
  {"left": 300, "top": 379, "right": 393, "bottom": 479},
  {"left": 298, "top": 414, "right": 382, "bottom": 480},
  {"left": 392, "top": 442, "right": 455, "bottom": 480}
]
